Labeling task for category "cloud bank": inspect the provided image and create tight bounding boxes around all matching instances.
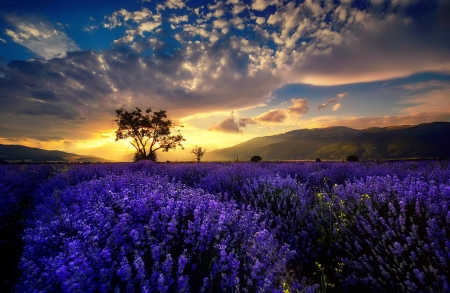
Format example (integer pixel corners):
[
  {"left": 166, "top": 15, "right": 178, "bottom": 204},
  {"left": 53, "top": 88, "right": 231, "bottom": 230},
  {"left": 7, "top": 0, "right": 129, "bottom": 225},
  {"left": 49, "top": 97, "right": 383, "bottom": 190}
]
[{"left": 0, "top": 0, "right": 449, "bottom": 142}]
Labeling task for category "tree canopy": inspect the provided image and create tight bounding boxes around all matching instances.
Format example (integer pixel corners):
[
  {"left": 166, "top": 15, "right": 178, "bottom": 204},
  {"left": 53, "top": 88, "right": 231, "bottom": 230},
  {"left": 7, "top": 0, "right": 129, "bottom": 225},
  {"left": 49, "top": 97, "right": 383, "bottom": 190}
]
[
  {"left": 192, "top": 146, "right": 207, "bottom": 163},
  {"left": 115, "top": 107, "right": 184, "bottom": 161}
]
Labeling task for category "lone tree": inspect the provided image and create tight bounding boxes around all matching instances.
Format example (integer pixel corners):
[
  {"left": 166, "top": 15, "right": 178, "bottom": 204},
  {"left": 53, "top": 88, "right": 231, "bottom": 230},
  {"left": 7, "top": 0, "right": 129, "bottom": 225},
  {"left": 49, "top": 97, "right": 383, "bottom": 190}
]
[
  {"left": 192, "top": 146, "right": 207, "bottom": 163},
  {"left": 346, "top": 155, "right": 359, "bottom": 162},
  {"left": 250, "top": 155, "right": 262, "bottom": 162},
  {"left": 115, "top": 107, "right": 184, "bottom": 162}
]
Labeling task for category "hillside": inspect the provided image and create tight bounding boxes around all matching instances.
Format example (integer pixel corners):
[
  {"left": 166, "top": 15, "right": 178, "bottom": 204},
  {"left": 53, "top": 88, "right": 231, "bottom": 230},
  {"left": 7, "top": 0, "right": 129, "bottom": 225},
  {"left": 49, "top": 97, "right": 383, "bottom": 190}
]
[
  {"left": 204, "top": 122, "right": 450, "bottom": 161},
  {"left": 0, "top": 144, "right": 110, "bottom": 163}
]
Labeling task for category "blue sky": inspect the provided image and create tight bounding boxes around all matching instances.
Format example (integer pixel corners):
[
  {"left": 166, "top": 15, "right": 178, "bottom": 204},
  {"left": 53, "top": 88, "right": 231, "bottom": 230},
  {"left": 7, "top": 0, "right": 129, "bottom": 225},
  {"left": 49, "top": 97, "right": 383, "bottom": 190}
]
[{"left": 0, "top": 0, "right": 449, "bottom": 161}]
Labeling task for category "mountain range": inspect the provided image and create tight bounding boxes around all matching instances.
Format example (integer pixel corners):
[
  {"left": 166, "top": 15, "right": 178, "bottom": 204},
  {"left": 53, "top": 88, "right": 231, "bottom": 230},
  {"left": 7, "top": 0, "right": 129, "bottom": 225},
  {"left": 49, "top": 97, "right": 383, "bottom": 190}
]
[
  {"left": 0, "top": 144, "right": 110, "bottom": 163},
  {"left": 204, "top": 122, "right": 450, "bottom": 161},
  {"left": 1, "top": 122, "right": 449, "bottom": 163}
]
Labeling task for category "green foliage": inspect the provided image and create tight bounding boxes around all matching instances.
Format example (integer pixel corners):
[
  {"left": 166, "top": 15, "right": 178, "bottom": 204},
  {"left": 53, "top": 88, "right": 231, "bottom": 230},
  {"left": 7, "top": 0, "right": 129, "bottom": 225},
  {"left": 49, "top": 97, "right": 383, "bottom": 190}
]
[
  {"left": 250, "top": 155, "right": 262, "bottom": 162},
  {"left": 314, "top": 262, "right": 335, "bottom": 293},
  {"left": 115, "top": 107, "right": 185, "bottom": 161}
]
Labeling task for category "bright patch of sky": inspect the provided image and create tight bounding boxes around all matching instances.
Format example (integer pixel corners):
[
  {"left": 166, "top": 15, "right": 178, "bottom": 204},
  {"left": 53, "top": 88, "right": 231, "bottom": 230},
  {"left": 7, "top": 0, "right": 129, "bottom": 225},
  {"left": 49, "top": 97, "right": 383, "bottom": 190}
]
[{"left": 0, "top": 0, "right": 449, "bottom": 161}]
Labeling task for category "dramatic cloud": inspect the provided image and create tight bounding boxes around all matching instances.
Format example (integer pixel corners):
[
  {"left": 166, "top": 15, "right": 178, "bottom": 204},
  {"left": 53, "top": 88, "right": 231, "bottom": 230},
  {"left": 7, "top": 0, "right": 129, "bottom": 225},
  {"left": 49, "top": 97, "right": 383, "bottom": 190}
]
[
  {"left": 262, "top": 1, "right": 450, "bottom": 85},
  {"left": 0, "top": 0, "right": 449, "bottom": 150},
  {"left": 209, "top": 117, "right": 242, "bottom": 134},
  {"left": 103, "top": 8, "right": 160, "bottom": 29},
  {"left": 103, "top": 8, "right": 162, "bottom": 44},
  {"left": 208, "top": 98, "right": 308, "bottom": 132},
  {"left": 254, "top": 109, "right": 287, "bottom": 123},
  {"left": 245, "top": 98, "right": 310, "bottom": 124},
  {"left": 4, "top": 15, "right": 79, "bottom": 58},
  {"left": 288, "top": 98, "right": 309, "bottom": 115},
  {"left": 0, "top": 19, "right": 285, "bottom": 142}
]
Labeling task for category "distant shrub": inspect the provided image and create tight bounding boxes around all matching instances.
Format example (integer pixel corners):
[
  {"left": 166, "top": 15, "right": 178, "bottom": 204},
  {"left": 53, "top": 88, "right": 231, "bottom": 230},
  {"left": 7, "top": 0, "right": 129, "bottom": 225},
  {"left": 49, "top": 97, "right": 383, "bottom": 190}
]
[
  {"left": 191, "top": 146, "right": 207, "bottom": 163},
  {"left": 316, "top": 158, "right": 321, "bottom": 162},
  {"left": 250, "top": 156, "right": 262, "bottom": 162},
  {"left": 346, "top": 155, "right": 358, "bottom": 162}
]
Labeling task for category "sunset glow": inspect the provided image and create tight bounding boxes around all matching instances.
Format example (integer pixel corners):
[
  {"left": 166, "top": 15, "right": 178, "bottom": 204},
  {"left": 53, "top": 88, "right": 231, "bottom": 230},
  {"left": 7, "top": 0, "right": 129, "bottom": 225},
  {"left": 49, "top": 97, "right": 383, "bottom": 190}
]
[{"left": 0, "top": 0, "right": 449, "bottom": 161}]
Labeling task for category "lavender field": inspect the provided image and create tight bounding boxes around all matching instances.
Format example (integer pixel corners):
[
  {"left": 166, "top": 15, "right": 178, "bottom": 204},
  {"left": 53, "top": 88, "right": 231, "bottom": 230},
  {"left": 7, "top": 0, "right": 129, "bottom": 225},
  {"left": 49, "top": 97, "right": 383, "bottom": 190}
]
[{"left": 1, "top": 161, "right": 449, "bottom": 292}]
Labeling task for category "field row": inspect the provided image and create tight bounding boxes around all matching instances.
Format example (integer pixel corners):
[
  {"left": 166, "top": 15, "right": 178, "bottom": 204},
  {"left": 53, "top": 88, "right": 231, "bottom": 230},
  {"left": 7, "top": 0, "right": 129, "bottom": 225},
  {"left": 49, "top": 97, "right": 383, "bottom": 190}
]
[{"left": 1, "top": 161, "right": 449, "bottom": 292}]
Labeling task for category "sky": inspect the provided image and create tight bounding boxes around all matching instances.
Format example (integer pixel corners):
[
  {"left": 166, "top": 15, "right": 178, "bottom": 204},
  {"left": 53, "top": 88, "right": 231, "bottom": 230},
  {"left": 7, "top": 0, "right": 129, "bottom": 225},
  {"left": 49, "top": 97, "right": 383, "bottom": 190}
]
[{"left": 0, "top": 0, "right": 449, "bottom": 161}]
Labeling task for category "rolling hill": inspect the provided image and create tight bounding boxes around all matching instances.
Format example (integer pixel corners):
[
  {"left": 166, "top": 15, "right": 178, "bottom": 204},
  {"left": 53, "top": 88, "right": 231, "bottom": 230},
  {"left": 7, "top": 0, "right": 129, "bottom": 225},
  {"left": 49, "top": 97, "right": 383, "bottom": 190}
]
[
  {"left": 204, "top": 122, "right": 450, "bottom": 161},
  {"left": 0, "top": 144, "right": 110, "bottom": 163}
]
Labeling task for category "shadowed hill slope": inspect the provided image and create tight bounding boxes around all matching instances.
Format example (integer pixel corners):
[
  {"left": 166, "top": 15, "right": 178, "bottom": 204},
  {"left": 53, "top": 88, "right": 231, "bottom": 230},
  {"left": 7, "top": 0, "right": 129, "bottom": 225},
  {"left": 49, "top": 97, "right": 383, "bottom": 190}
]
[
  {"left": 204, "top": 122, "right": 450, "bottom": 161},
  {"left": 0, "top": 144, "right": 110, "bottom": 162}
]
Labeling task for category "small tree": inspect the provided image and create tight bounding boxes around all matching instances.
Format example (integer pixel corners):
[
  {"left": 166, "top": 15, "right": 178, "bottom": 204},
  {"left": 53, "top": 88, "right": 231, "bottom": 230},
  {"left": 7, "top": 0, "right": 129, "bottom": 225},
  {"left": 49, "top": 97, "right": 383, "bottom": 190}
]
[
  {"left": 250, "top": 155, "right": 262, "bottom": 162},
  {"left": 316, "top": 158, "right": 321, "bottom": 162},
  {"left": 192, "top": 146, "right": 207, "bottom": 163},
  {"left": 346, "top": 155, "right": 358, "bottom": 162},
  {"left": 115, "top": 107, "right": 184, "bottom": 162}
]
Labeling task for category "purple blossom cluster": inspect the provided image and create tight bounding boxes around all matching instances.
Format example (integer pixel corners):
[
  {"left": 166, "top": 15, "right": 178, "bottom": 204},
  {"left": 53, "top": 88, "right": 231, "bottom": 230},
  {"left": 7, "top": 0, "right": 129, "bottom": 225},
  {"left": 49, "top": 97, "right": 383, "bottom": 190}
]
[
  {"left": 332, "top": 174, "right": 450, "bottom": 292},
  {"left": 0, "top": 164, "right": 54, "bottom": 291},
  {"left": 18, "top": 173, "right": 299, "bottom": 292},
  {"left": 1, "top": 160, "right": 449, "bottom": 292}
]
